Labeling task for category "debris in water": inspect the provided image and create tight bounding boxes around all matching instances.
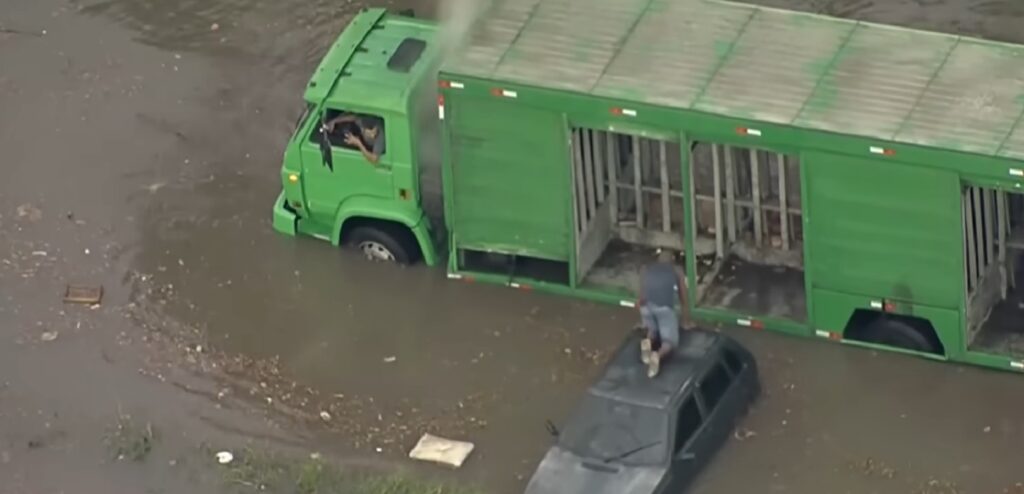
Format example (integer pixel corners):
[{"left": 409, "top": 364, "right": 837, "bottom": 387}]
[
  {"left": 64, "top": 285, "right": 103, "bottom": 305},
  {"left": 40, "top": 331, "right": 58, "bottom": 342},
  {"left": 408, "top": 433, "right": 475, "bottom": 468},
  {"left": 984, "top": 426, "right": 992, "bottom": 433},
  {"left": 319, "top": 411, "right": 332, "bottom": 422},
  {"left": 215, "top": 451, "right": 234, "bottom": 464},
  {"left": 210, "top": 23, "right": 220, "bottom": 31},
  {"left": 733, "top": 428, "right": 756, "bottom": 441},
  {"left": 16, "top": 204, "right": 42, "bottom": 221},
  {"left": 383, "top": 356, "right": 397, "bottom": 363}
]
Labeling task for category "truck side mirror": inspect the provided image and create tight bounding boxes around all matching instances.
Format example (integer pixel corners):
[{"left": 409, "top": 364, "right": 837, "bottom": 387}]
[{"left": 318, "top": 123, "right": 334, "bottom": 171}]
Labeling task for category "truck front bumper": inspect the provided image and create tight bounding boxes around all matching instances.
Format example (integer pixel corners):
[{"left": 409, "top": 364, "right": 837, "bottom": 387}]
[{"left": 272, "top": 191, "right": 298, "bottom": 236}]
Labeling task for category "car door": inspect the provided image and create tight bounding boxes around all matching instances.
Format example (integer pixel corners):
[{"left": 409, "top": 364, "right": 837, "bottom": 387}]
[
  {"left": 300, "top": 108, "right": 395, "bottom": 224},
  {"left": 662, "top": 394, "right": 709, "bottom": 493},
  {"left": 695, "top": 360, "right": 738, "bottom": 450}
]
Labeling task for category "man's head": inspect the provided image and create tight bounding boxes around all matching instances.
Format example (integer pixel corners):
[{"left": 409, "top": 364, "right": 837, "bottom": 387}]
[{"left": 359, "top": 118, "right": 380, "bottom": 140}]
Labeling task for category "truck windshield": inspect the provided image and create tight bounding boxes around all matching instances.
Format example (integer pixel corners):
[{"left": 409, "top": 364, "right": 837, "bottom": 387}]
[{"left": 557, "top": 394, "right": 669, "bottom": 466}]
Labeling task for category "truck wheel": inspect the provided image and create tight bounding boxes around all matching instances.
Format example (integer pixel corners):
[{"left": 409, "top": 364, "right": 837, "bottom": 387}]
[
  {"left": 864, "top": 317, "right": 936, "bottom": 353},
  {"left": 346, "top": 225, "right": 414, "bottom": 264}
]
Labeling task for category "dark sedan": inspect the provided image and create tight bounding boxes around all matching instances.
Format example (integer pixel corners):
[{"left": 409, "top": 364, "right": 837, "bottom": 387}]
[{"left": 524, "top": 329, "right": 760, "bottom": 494}]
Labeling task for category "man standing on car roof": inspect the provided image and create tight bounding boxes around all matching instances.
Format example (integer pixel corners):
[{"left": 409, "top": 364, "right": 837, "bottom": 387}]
[{"left": 638, "top": 249, "right": 692, "bottom": 378}]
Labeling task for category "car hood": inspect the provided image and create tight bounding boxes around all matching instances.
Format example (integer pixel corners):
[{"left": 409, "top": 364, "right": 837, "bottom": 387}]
[{"left": 523, "top": 447, "right": 665, "bottom": 494}]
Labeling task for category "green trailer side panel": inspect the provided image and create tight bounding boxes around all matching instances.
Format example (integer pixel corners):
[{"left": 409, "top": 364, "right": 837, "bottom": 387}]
[
  {"left": 806, "top": 152, "right": 962, "bottom": 309},
  {"left": 448, "top": 96, "right": 571, "bottom": 260}
]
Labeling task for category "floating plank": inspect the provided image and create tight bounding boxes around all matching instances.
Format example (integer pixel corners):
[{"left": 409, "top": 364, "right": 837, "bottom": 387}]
[
  {"left": 408, "top": 433, "right": 475, "bottom": 468},
  {"left": 64, "top": 285, "right": 103, "bottom": 305}
]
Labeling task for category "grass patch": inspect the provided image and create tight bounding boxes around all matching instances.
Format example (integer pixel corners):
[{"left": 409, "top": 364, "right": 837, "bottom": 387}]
[
  {"left": 214, "top": 448, "right": 486, "bottom": 494},
  {"left": 105, "top": 414, "right": 156, "bottom": 462}
]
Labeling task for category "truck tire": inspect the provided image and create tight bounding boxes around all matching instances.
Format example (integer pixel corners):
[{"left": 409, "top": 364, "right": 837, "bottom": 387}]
[
  {"left": 863, "top": 317, "right": 937, "bottom": 353},
  {"left": 346, "top": 225, "right": 415, "bottom": 265}
]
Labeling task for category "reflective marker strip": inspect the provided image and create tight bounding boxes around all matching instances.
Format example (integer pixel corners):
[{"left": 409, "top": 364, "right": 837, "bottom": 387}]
[
  {"left": 869, "top": 146, "right": 896, "bottom": 156},
  {"left": 508, "top": 282, "right": 532, "bottom": 291},
  {"left": 611, "top": 107, "right": 638, "bottom": 117},
  {"left": 313, "top": 234, "right": 330, "bottom": 241},
  {"left": 492, "top": 89, "right": 518, "bottom": 98},
  {"left": 870, "top": 300, "right": 883, "bottom": 309},
  {"left": 449, "top": 81, "right": 464, "bottom": 89},
  {"left": 737, "top": 127, "right": 762, "bottom": 137},
  {"left": 619, "top": 300, "right": 636, "bottom": 308},
  {"left": 437, "top": 95, "right": 445, "bottom": 120},
  {"left": 738, "top": 319, "right": 764, "bottom": 329},
  {"left": 1011, "top": 168, "right": 1024, "bottom": 177},
  {"left": 1011, "top": 361, "right": 1024, "bottom": 370},
  {"left": 816, "top": 330, "right": 841, "bottom": 340},
  {"left": 447, "top": 273, "right": 462, "bottom": 280}
]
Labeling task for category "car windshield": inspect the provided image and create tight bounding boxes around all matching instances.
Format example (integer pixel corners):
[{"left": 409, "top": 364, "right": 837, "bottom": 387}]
[{"left": 557, "top": 393, "right": 669, "bottom": 466}]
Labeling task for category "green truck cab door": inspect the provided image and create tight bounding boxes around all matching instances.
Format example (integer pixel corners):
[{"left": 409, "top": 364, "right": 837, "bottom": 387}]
[{"left": 300, "top": 108, "right": 395, "bottom": 224}]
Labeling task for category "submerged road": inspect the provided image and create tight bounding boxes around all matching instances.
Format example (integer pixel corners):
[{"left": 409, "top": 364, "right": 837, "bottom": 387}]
[{"left": 1, "top": 0, "right": 1022, "bottom": 492}]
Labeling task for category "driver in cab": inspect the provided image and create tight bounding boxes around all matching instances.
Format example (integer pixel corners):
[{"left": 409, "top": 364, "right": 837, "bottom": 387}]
[{"left": 324, "top": 112, "right": 385, "bottom": 165}]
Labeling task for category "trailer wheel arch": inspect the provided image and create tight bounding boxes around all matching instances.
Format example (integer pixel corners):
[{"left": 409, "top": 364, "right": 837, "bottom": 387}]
[{"left": 843, "top": 310, "right": 945, "bottom": 356}]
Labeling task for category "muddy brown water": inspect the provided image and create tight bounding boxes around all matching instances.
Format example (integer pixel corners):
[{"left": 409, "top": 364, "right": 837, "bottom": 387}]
[{"left": 2, "top": 0, "right": 1024, "bottom": 492}]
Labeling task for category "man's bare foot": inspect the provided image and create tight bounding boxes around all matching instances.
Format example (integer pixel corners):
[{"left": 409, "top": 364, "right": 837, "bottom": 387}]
[
  {"left": 647, "top": 351, "right": 660, "bottom": 378},
  {"left": 640, "top": 337, "right": 652, "bottom": 365}
]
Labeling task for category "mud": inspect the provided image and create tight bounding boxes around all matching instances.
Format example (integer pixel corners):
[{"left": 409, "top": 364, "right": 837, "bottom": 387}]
[{"left": 2, "top": 0, "right": 1024, "bottom": 493}]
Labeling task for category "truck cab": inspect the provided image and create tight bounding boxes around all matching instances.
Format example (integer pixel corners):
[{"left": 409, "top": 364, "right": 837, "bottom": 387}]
[{"left": 273, "top": 8, "right": 442, "bottom": 265}]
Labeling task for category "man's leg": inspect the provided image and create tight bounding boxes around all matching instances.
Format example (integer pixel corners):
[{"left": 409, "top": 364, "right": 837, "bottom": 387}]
[
  {"left": 639, "top": 305, "right": 656, "bottom": 364},
  {"left": 647, "top": 306, "right": 679, "bottom": 378}
]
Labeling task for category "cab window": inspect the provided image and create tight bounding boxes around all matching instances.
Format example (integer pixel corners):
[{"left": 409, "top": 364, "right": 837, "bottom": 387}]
[{"left": 309, "top": 109, "right": 387, "bottom": 157}]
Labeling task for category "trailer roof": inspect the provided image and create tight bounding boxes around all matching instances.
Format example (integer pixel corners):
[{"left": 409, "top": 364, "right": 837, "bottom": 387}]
[{"left": 445, "top": 0, "right": 1024, "bottom": 160}]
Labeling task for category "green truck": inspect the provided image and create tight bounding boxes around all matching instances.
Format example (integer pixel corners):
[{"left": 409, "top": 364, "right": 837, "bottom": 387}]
[{"left": 272, "top": 0, "right": 1024, "bottom": 373}]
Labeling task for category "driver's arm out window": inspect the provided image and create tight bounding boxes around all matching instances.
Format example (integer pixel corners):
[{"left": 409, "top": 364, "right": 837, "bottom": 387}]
[{"left": 309, "top": 109, "right": 387, "bottom": 157}]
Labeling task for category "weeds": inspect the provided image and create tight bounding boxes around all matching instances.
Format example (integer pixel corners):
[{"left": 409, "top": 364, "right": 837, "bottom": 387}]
[
  {"left": 215, "top": 448, "right": 485, "bottom": 494},
  {"left": 105, "top": 414, "right": 156, "bottom": 462}
]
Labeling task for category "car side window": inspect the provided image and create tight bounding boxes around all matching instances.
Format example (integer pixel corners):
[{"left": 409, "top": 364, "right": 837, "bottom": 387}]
[
  {"left": 673, "top": 396, "right": 703, "bottom": 455},
  {"left": 308, "top": 109, "right": 387, "bottom": 156},
  {"left": 723, "top": 349, "right": 744, "bottom": 375},
  {"left": 699, "top": 362, "right": 733, "bottom": 412}
]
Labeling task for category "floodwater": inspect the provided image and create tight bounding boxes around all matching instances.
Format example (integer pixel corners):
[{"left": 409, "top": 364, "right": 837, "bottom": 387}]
[{"left": 1, "top": 0, "right": 1023, "bottom": 493}]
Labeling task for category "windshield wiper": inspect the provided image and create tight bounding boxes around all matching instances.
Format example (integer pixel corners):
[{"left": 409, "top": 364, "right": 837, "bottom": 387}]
[{"left": 603, "top": 440, "right": 663, "bottom": 463}]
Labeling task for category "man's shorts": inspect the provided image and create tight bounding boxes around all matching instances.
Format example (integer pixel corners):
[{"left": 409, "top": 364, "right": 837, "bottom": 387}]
[{"left": 640, "top": 304, "right": 680, "bottom": 348}]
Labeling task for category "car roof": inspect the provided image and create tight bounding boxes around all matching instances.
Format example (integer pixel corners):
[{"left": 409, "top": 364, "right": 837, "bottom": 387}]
[{"left": 588, "top": 329, "right": 728, "bottom": 410}]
